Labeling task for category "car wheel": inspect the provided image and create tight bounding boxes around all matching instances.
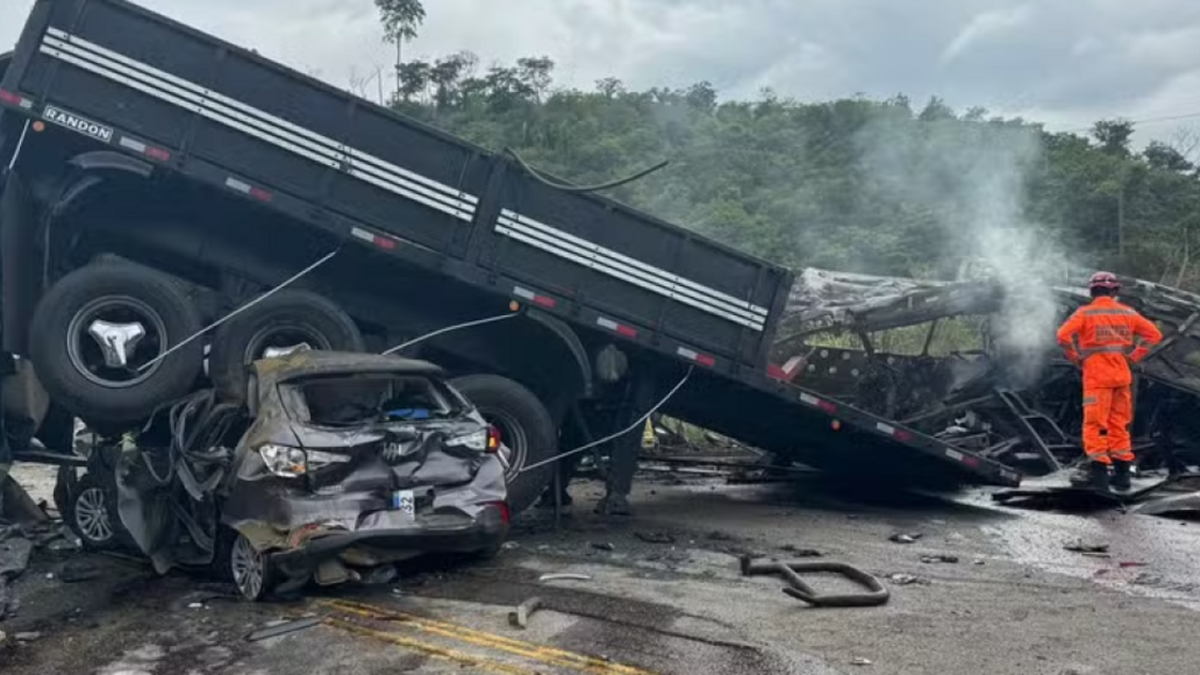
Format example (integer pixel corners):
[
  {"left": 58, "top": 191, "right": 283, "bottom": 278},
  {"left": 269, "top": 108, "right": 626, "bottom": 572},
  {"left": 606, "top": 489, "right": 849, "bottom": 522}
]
[
  {"left": 29, "top": 263, "right": 204, "bottom": 424},
  {"left": 67, "top": 472, "right": 119, "bottom": 551},
  {"left": 228, "top": 530, "right": 276, "bottom": 602},
  {"left": 208, "top": 290, "right": 364, "bottom": 404},
  {"left": 449, "top": 374, "right": 556, "bottom": 515}
]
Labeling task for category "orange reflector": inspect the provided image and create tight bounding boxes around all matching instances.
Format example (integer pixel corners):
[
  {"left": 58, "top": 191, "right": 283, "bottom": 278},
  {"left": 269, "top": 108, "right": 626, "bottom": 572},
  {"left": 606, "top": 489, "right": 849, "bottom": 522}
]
[
  {"left": 831, "top": 420, "right": 842, "bottom": 431},
  {"left": 32, "top": 121, "right": 45, "bottom": 132},
  {"left": 509, "top": 301, "right": 520, "bottom": 312}
]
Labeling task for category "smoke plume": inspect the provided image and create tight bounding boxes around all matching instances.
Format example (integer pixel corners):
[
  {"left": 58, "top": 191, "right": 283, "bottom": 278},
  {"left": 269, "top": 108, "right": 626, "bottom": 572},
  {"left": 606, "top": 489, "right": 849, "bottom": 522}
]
[{"left": 856, "top": 111, "right": 1074, "bottom": 385}]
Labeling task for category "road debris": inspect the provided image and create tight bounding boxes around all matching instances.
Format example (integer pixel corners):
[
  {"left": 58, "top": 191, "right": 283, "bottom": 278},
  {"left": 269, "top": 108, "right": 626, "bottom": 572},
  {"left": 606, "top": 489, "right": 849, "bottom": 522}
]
[
  {"left": 634, "top": 531, "right": 676, "bottom": 544},
  {"left": 889, "top": 533, "right": 923, "bottom": 544},
  {"left": 1065, "top": 535, "right": 1108, "bottom": 552},
  {"left": 778, "top": 545, "right": 823, "bottom": 557},
  {"left": 974, "top": 558, "right": 986, "bottom": 565},
  {"left": 888, "top": 573, "right": 930, "bottom": 586},
  {"left": 501, "top": 541, "right": 521, "bottom": 551},
  {"left": 851, "top": 657, "right": 874, "bottom": 666},
  {"left": 739, "top": 555, "right": 890, "bottom": 607},
  {"left": 1118, "top": 561, "right": 1148, "bottom": 568},
  {"left": 246, "top": 617, "right": 322, "bottom": 642},
  {"left": 13, "top": 631, "right": 41, "bottom": 642},
  {"left": 508, "top": 596, "right": 544, "bottom": 629},
  {"left": 920, "top": 554, "right": 960, "bottom": 564},
  {"left": 538, "top": 573, "right": 592, "bottom": 583}
]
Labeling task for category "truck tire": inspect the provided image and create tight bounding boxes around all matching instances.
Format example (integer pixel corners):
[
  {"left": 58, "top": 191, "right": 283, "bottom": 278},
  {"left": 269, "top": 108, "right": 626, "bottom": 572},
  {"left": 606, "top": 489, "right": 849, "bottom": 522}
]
[
  {"left": 451, "top": 374, "right": 557, "bottom": 516},
  {"left": 29, "top": 263, "right": 205, "bottom": 424},
  {"left": 208, "top": 289, "right": 364, "bottom": 403}
]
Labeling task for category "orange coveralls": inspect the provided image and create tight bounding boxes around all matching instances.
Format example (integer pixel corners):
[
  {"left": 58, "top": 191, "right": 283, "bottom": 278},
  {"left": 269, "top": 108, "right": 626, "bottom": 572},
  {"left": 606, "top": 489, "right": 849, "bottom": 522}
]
[{"left": 1055, "top": 296, "right": 1162, "bottom": 464}]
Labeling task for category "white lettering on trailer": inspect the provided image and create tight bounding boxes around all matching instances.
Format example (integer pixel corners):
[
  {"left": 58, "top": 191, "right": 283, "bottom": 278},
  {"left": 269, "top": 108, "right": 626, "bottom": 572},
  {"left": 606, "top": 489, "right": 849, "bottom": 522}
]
[{"left": 42, "top": 105, "right": 113, "bottom": 143}]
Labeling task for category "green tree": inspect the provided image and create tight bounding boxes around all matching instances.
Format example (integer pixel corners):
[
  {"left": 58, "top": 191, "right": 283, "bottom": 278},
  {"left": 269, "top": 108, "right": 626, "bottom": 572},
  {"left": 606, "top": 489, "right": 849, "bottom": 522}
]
[{"left": 375, "top": 0, "right": 426, "bottom": 96}]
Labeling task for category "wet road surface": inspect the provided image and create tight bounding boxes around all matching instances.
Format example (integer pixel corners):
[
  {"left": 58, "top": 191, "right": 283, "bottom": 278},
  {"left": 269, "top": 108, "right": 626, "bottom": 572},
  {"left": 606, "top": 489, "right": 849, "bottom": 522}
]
[{"left": 5, "top": 467, "right": 1200, "bottom": 674}]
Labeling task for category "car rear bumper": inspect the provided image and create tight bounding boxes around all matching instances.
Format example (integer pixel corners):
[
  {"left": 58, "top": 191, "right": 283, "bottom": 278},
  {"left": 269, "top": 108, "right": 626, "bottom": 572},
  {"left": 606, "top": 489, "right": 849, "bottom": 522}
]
[{"left": 269, "top": 505, "right": 508, "bottom": 573}]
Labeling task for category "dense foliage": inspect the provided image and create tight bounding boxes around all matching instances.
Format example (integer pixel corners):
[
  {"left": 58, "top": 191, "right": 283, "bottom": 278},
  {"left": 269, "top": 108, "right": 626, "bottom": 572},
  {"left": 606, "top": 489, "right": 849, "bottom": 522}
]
[{"left": 382, "top": 49, "right": 1200, "bottom": 288}]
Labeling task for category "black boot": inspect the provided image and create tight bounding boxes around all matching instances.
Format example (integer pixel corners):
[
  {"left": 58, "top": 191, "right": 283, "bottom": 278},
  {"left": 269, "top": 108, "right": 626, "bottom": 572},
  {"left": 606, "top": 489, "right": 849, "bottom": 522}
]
[
  {"left": 1070, "top": 461, "right": 1110, "bottom": 491},
  {"left": 1111, "top": 460, "right": 1133, "bottom": 491}
]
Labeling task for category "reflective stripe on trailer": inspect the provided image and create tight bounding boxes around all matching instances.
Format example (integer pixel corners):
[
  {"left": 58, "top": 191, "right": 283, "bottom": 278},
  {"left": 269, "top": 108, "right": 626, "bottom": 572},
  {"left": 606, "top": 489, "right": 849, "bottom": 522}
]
[
  {"left": 798, "top": 392, "right": 837, "bottom": 413},
  {"left": 0, "top": 89, "right": 34, "bottom": 109},
  {"left": 118, "top": 135, "right": 171, "bottom": 161},
  {"left": 596, "top": 316, "right": 638, "bottom": 338},
  {"left": 676, "top": 347, "right": 716, "bottom": 367},
  {"left": 512, "top": 286, "right": 556, "bottom": 308},
  {"left": 224, "top": 177, "right": 272, "bottom": 202},
  {"left": 351, "top": 227, "right": 398, "bottom": 250},
  {"left": 495, "top": 208, "right": 769, "bottom": 332},
  {"left": 38, "top": 29, "right": 478, "bottom": 222}
]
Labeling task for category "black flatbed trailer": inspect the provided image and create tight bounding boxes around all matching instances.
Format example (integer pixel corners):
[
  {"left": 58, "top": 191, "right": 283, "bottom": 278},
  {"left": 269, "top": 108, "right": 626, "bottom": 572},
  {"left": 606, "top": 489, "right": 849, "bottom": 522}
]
[{"left": 0, "top": 0, "right": 1020, "bottom": 489}]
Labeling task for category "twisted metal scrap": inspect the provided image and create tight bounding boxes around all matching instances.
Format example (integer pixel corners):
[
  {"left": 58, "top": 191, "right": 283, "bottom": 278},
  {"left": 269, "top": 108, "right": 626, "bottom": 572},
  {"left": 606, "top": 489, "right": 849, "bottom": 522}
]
[{"left": 739, "top": 555, "right": 890, "bottom": 607}]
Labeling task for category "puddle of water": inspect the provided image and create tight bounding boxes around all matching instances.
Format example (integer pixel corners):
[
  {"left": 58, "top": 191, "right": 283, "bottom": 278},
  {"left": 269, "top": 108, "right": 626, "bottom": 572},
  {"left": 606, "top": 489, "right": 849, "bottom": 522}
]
[{"left": 969, "top": 493, "right": 1200, "bottom": 611}]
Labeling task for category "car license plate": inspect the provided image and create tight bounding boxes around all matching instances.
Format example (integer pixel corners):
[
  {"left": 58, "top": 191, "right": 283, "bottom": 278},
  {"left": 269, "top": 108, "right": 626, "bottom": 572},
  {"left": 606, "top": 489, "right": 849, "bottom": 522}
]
[{"left": 392, "top": 490, "right": 415, "bottom": 518}]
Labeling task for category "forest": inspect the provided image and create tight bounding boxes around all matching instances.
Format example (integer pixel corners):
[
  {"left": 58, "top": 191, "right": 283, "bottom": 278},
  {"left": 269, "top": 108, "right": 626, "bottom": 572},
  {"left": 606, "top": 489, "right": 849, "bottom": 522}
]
[{"left": 371, "top": 2, "right": 1200, "bottom": 291}]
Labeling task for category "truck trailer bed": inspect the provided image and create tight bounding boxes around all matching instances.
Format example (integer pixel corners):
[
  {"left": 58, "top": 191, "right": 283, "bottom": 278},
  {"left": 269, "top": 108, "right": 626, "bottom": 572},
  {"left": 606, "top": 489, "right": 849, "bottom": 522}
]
[{"left": 0, "top": 0, "right": 1020, "bottom": 488}]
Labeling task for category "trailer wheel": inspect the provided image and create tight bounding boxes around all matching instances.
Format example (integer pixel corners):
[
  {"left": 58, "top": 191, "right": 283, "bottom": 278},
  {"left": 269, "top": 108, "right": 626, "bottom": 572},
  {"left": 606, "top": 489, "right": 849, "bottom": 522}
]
[
  {"left": 29, "top": 263, "right": 205, "bottom": 424},
  {"left": 450, "top": 375, "right": 556, "bottom": 515},
  {"left": 208, "top": 290, "right": 364, "bottom": 403}
]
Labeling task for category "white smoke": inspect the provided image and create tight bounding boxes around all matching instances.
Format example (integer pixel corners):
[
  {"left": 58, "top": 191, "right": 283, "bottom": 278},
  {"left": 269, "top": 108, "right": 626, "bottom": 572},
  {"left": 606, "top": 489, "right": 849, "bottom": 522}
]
[{"left": 856, "top": 111, "right": 1074, "bottom": 385}]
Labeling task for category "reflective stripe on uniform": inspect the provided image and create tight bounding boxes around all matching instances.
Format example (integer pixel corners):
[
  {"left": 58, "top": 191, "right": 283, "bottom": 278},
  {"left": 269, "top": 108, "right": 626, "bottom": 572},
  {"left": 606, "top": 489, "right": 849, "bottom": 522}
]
[
  {"left": 1082, "top": 397, "right": 1098, "bottom": 405},
  {"left": 1083, "top": 308, "right": 1136, "bottom": 316}
]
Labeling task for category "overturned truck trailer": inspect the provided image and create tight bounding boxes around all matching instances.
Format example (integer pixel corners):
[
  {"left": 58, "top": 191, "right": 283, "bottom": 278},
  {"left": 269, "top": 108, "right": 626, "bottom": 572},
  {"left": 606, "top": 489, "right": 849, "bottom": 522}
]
[
  {"left": 0, "top": 0, "right": 1018, "bottom": 499},
  {"left": 777, "top": 268, "right": 1200, "bottom": 476}
]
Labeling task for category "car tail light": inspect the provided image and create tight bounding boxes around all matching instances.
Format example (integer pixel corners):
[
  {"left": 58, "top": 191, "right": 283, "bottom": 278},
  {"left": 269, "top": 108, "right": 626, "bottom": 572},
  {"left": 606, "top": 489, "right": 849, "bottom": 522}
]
[
  {"left": 492, "top": 501, "right": 511, "bottom": 524},
  {"left": 487, "top": 424, "right": 501, "bottom": 453}
]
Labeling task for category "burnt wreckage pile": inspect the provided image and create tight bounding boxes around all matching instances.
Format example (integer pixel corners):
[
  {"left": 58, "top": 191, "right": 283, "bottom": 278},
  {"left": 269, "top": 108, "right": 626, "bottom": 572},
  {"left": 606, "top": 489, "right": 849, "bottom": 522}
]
[{"left": 775, "top": 268, "right": 1200, "bottom": 477}]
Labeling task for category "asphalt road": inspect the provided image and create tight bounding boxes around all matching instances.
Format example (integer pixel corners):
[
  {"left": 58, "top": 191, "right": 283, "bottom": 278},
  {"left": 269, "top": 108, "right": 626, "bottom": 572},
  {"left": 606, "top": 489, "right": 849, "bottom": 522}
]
[{"left": 4, "top": 467, "right": 1200, "bottom": 674}]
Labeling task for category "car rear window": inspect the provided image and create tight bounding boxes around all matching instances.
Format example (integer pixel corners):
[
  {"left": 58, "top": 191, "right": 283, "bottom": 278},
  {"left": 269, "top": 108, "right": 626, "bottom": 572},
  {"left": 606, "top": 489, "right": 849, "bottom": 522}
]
[{"left": 285, "top": 374, "right": 464, "bottom": 426}]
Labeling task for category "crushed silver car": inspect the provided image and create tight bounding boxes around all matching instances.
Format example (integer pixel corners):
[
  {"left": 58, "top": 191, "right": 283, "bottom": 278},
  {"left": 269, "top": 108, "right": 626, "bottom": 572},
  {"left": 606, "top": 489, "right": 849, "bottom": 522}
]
[{"left": 112, "top": 351, "right": 510, "bottom": 600}]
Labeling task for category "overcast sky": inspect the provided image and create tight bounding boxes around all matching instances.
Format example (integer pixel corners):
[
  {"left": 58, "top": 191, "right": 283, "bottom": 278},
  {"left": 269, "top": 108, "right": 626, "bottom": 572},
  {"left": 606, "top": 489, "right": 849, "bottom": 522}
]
[{"left": 5, "top": 0, "right": 1200, "bottom": 145}]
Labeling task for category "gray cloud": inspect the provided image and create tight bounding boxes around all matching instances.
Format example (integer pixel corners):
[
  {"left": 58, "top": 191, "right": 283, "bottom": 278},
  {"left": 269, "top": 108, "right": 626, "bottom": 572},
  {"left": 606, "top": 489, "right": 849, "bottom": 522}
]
[{"left": 4, "top": 0, "right": 1200, "bottom": 143}]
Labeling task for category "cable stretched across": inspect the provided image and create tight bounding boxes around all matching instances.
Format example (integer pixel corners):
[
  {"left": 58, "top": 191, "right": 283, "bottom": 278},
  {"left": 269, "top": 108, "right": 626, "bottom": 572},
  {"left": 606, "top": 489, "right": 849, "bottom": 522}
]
[
  {"left": 519, "top": 366, "right": 694, "bottom": 475},
  {"left": 504, "top": 147, "right": 669, "bottom": 193},
  {"left": 381, "top": 312, "right": 520, "bottom": 356},
  {"left": 138, "top": 247, "right": 342, "bottom": 372}
]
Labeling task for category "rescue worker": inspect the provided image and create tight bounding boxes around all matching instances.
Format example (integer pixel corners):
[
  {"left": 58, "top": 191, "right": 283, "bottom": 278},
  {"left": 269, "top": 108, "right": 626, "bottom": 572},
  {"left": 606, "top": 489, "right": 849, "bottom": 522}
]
[{"left": 1056, "top": 272, "right": 1162, "bottom": 491}]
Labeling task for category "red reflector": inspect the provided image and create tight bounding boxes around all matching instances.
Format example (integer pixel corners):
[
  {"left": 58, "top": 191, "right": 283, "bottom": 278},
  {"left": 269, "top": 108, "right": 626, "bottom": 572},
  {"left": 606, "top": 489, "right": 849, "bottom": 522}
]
[
  {"left": 616, "top": 325, "right": 637, "bottom": 338},
  {"left": 0, "top": 90, "right": 19, "bottom": 105},
  {"left": 817, "top": 400, "right": 838, "bottom": 414},
  {"left": 493, "top": 501, "right": 511, "bottom": 525},
  {"left": 145, "top": 147, "right": 171, "bottom": 162},
  {"left": 374, "top": 235, "right": 396, "bottom": 250},
  {"left": 895, "top": 429, "right": 912, "bottom": 442},
  {"left": 532, "top": 295, "right": 555, "bottom": 308},
  {"left": 768, "top": 364, "right": 787, "bottom": 379},
  {"left": 248, "top": 187, "right": 273, "bottom": 202},
  {"left": 696, "top": 354, "right": 716, "bottom": 367}
]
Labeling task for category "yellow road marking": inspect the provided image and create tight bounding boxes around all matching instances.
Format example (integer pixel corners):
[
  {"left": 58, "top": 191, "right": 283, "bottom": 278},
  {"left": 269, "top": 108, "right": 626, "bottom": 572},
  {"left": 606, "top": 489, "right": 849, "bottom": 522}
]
[
  {"left": 325, "top": 616, "right": 539, "bottom": 675},
  {"left": 320, "top": 598, "right": 658, "bottom": 675}
]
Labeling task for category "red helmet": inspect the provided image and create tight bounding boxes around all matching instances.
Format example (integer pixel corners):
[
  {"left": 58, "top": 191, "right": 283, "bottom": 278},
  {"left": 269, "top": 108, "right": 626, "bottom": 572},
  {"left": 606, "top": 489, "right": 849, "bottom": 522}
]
[{"left": 1088, "top": 271, "right": 1120, "bottom": 291}]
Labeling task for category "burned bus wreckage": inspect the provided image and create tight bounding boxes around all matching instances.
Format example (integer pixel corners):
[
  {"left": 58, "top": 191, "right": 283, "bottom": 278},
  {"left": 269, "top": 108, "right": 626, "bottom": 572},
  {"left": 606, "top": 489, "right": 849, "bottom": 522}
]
[{"left": 775, "top": 268, "right": 1200, "bottom": 479}]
